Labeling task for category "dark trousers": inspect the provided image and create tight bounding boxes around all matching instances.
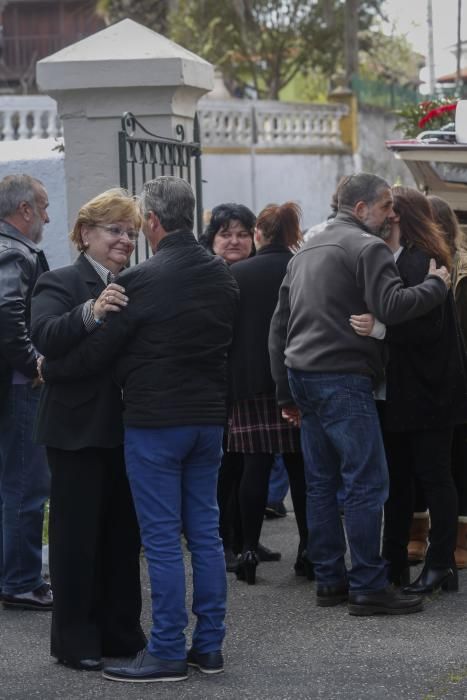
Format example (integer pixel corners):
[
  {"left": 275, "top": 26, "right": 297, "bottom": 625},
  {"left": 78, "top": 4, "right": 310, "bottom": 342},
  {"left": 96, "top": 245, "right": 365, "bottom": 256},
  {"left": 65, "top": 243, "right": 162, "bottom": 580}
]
[
  {"left": 289, "top": 371, "right": 388, "bottom": 591},
  {"left": 382, "top": 428, "right": 458, "bottom": 572},
  {"left": 217, "top": 451, "right": 243, "bottom": 552},
  {"left": 239, "top": 452, "right": 308, "bottom": 553},
  {"left": 46, "top": 446, "right": 146, "bottom": 662},
  {"left": 452, "top": 424, "right": 467, "bottom": 516}
]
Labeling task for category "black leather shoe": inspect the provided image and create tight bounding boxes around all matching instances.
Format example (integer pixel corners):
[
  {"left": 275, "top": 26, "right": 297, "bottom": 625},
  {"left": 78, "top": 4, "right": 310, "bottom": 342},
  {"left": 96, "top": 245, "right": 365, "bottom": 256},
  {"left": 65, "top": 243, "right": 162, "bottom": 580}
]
[
  {"left": 224, "top": 548, "right": 240, "bottom": 573},
  {"left": 316, "top": 582, "right": 348, "bottom": 607},
  {"left": 294, "top": 550, "right": 315, "bottom": 581},
  {"left": 58, "top": 658, "right": 103, "bottom": 671},
  {"left": 187, "top": 648, "right": 224, "bottom": 674},
  {"left": 348, "top": 587, "right": 423, "bottom": 616},
  {"left": 103, "top": 649, "right": 188, "bottom": 683},
  {"left": 264, "top": 501, "right": 287, "bottom": 519},
  {"left": 257, "top": 543, "right": 281, "bottom": 562},
  {"left": 402, "top": 565, "right": 458, "bottom": 595},
  {"left": 2, "top": 583, "right": 53, "bottom": 611}
]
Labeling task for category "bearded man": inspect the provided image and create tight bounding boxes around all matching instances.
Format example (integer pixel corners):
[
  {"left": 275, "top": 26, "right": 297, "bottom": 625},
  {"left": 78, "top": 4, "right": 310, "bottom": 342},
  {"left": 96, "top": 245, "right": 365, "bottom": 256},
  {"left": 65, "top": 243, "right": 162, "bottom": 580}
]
[{"left": 269, "top": 173, "right": 450, "bottom": 616}]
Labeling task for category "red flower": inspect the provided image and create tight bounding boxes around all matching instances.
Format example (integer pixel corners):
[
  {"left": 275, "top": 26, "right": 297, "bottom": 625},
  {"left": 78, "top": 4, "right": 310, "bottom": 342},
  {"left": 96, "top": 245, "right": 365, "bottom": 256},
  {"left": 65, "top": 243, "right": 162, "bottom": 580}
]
[{"left": 418, "top": 103, "right": 457, "bottom": 128}]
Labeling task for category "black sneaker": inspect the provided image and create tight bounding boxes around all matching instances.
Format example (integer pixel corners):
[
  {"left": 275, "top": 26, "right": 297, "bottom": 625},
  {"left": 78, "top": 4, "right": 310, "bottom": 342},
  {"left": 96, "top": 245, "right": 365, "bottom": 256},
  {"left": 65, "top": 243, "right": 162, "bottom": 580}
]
[
  {"left": 103, "top": 649, "right": 188, "bottom": 683},
  {"left": 264, "top": 501, "right": 287, "bottom": 519},
  {"left": 187, "top": 648, "right": 224, "bottom": 675}
]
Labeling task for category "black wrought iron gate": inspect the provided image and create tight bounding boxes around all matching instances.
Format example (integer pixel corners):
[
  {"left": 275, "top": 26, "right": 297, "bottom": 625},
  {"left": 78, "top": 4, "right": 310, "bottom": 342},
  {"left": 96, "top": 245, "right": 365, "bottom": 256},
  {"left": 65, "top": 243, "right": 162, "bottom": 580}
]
[{"left": 118, "top": 111, "right": 204, "bottom": 263}]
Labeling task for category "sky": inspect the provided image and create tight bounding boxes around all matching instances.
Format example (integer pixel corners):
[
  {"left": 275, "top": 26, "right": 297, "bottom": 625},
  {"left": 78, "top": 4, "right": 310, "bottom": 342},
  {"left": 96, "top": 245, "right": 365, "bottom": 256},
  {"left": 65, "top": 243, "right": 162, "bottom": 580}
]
[{"left": 382, "top": 0, "right": 467, "bottom": 89}]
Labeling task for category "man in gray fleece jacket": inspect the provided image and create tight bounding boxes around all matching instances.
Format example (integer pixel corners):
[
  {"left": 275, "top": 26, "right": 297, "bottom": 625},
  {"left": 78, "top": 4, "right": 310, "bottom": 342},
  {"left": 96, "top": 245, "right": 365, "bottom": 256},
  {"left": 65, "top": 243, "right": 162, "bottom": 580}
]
[{"left": 269, "top": 173, "right": 450, "bottom": 616}]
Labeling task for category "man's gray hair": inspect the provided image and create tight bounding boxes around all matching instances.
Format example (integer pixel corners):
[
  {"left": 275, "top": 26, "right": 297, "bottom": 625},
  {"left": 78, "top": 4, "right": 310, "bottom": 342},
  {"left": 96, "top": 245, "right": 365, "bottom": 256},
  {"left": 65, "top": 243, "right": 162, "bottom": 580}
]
[
  {"left": 337, "top": 173, "right": 390, "bottom": 210},
  {"left": 0, "top": 174, "right": 44, "bottom": 219},
  {"left": 141, "top": 176, "right": 195, "bottom": 232}
]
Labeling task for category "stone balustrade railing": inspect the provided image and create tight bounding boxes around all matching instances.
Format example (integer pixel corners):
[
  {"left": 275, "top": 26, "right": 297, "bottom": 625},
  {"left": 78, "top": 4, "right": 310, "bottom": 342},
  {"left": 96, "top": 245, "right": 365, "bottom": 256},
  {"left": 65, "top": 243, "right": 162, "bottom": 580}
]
[
  {"left": 0, "top": 96, "right": 62, "bottom": 140},
  {"left": 197, "top": 98, "right": 349, "bottom": 149},
  {"left": 0, "top": 96, "right": 347, "bottom": 149}
]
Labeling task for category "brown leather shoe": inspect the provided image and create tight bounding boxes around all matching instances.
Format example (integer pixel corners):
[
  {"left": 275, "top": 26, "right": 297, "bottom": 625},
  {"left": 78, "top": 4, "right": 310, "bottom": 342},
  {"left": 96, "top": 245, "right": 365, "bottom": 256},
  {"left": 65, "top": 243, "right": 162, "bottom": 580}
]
[
  {"left": 407, "top": 513, "right": 429, "bottom": 564},
  {"left": 455, "top": 519, "right": 467, "bottom": 569},
  {"left": 2, "top": 582, "right": 53, "bottom": 610}
]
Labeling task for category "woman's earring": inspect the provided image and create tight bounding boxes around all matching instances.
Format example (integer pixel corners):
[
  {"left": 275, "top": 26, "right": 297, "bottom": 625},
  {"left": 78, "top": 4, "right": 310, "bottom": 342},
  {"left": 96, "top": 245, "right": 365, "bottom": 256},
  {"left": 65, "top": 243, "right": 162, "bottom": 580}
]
[{"left": 83, "top": 240, "right": 89, "bottom": 248}]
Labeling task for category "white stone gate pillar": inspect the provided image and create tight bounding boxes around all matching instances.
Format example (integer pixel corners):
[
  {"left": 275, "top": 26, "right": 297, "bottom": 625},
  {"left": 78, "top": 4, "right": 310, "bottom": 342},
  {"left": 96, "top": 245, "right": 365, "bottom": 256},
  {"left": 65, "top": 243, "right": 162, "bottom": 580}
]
[{"left": 37, "top": 18, "right": 213, "bottom": 233}]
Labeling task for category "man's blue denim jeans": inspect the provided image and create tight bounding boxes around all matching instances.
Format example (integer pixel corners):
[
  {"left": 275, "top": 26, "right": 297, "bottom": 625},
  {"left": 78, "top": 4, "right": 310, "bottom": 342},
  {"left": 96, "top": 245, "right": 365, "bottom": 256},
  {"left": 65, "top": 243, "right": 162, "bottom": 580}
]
[
  {"left": 288, "top": 370, "right": 389, "bottom": 592},
  {"left": 125, "top": 424, "right": 226, "bottom": 660},
  {"left": 0, "top": 384, "right": 50, "bottom": 595}
]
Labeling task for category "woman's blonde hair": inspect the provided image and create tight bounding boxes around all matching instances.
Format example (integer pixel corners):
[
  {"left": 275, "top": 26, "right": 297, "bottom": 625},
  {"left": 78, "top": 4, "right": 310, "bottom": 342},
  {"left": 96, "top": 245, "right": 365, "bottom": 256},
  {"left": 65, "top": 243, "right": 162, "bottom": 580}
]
[{"left": 70, "top": 188, "right": 142, "bottom": 251}]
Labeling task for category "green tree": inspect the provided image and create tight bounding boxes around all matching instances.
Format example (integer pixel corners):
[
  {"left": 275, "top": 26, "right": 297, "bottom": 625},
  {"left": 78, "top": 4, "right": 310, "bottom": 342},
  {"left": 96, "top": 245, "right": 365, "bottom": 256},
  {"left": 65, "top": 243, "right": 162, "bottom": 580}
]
[
  {"left": 96, "top": 0, "right": 175, "bottom": 34},
  {"left": 359, "top": 26, "right": 425, "bottom": 88},
  {"left": 95, "top": 0, "right": 384, "bottom": 99},
  {"left": 169, "top": 0, "right": 384, "bottom": 99}
]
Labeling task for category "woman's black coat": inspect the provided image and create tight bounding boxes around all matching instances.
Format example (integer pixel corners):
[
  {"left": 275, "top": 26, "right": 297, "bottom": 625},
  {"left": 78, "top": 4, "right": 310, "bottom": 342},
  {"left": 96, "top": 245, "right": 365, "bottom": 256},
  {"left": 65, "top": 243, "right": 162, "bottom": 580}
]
[
  {"left": 384, "top": 246, "right": 467, "bottom": 432},
  {"left": 229, "top": 243, "right": 292, "bottom": 401},
  {"left": 31, "top": 254, "right": 123, "bottom": 449}
]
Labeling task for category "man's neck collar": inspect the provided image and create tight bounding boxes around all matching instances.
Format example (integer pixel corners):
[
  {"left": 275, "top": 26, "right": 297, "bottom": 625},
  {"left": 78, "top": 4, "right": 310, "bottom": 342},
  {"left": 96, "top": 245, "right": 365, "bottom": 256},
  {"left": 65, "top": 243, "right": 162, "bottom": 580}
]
[{"left": 336, "top": 207, "right": 375, "bottom": 235}]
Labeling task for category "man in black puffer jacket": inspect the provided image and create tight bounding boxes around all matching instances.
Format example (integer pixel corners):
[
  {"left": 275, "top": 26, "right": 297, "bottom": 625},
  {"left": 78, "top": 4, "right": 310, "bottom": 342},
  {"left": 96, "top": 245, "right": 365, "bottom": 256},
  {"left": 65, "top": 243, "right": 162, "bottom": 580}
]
[{"left": 42, "top": 176, "right": 239, "bottom": 683}]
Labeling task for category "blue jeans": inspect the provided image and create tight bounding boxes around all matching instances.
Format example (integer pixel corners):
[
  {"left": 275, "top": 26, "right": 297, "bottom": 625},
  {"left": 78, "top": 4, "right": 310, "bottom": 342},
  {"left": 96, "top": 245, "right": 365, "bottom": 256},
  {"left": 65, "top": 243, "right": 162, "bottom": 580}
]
[
  {"left": 0, "top": 384, "right": 50, "bottom": 594},
  {"left": 288, "top": 370, "right": 389, "bottom": 592},
  {"left": 125, "top": 425, "right": 226, "bottom": 660},
  {"left": 267, "top": 455, "right": 289, "bottom": 504}
]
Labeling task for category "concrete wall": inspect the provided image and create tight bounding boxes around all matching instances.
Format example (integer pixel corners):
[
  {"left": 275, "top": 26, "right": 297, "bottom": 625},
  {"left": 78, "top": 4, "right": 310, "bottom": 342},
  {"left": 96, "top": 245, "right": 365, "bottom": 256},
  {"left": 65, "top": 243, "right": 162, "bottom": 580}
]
[
  {"left": 358, "top": 106, "right": 415, "bottom": 187},
  {"left": 202, "top": 107, "right": 415, "bottom": 230},
  {"left": 0, "top": 106, "right": 414, "bottom": 257},
  {"left": 0, "top": 139, "right": 70, "bottom": 269},
  {"left": 201, "top": 151, "right": 355, "bottom": 230}
]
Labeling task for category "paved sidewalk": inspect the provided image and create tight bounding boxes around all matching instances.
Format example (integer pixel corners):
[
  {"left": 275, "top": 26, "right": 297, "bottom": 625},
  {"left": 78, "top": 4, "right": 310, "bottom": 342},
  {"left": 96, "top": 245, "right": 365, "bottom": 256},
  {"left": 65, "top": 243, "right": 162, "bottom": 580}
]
[{"left": 1, "top": 512, "right": 467, "bottom": 700}]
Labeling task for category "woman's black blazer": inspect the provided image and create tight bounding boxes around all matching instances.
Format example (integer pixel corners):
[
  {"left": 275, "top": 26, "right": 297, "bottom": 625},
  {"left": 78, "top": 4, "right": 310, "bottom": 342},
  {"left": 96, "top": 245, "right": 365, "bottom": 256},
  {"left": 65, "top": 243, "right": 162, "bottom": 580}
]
[
  {"left": 31, "top": 254, "right": 124, "bottom": 450},
  {"left": 229, "top": 243, "right": 293, "bottom": 401},
  {"left": 384, "top": 246, "right": 467, "bottom": 432}
]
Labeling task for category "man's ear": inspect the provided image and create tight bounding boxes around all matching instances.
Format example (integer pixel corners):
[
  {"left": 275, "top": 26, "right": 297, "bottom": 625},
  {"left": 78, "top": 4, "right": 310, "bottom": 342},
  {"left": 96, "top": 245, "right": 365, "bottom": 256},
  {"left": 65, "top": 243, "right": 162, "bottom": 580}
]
[
  {"left": 147, "top": 211, "right": 160, "bottom": 232},
  {"left": 18, "top": 200, "right": 32, "bottom": 222},
  {"left": 353, "top": 201, "right": 368, "bottom": 221}
]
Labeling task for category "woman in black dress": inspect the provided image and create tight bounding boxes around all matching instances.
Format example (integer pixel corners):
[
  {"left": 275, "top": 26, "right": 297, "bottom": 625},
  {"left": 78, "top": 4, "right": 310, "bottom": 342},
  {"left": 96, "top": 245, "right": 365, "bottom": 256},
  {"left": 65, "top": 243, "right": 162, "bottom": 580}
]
[{"left": 227, "top": 202, "right": 309, "bottom": 584}]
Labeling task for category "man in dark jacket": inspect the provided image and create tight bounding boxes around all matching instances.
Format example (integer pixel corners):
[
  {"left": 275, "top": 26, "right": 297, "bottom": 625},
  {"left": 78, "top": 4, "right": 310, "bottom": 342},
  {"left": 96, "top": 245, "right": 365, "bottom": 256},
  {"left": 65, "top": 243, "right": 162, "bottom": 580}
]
[
  {"left": 269, "top": 173, "right": 451, "bottom": 616},
  {"left": 42, "top": 176, "right": 239, "bottom": 683},
  {"left": 0, "top": 174, "right": 52, "bottom": 611}
]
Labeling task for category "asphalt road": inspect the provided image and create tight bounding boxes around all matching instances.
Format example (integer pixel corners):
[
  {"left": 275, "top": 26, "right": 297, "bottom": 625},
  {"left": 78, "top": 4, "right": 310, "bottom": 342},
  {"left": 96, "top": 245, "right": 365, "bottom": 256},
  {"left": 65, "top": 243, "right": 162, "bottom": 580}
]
[{"left": 1, "top": 510, "right": 467, "bottom": 700}]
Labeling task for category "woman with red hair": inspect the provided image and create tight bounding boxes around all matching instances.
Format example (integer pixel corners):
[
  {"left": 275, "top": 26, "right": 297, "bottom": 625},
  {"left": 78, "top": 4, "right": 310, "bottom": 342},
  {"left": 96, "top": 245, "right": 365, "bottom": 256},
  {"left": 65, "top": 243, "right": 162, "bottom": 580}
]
[{"left": 227, "top": 202, "right": 309, "bottom": 585}]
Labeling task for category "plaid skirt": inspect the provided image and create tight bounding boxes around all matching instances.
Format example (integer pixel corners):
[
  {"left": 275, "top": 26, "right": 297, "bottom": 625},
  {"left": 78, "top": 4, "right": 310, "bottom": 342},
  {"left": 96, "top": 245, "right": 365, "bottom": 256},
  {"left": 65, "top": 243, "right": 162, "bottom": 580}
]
[{"left": 227, "top": 393, "right": 301, "bottom": 454}]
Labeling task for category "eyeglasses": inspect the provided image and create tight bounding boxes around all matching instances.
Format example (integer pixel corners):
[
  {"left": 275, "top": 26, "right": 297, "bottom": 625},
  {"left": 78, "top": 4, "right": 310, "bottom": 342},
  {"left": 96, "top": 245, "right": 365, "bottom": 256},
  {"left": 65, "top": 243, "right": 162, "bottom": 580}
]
[{"left": 93, "top": 224, "right": 139, "bottom": 243}]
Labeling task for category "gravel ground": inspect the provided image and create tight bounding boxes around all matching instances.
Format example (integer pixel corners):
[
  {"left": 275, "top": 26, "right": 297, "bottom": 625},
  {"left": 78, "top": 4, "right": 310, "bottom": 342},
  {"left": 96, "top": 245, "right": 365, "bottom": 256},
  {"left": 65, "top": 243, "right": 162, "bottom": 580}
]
[{"left": 1, "top": 508, "right": 467, "bottom": 700}]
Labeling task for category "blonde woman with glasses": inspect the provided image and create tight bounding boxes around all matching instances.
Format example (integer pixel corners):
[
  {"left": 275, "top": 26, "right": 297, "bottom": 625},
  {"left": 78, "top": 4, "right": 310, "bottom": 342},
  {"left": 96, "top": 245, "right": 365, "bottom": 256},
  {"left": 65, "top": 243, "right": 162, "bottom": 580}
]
[{"left": 31, "top": 188, "right": 146, "bottom": 672}]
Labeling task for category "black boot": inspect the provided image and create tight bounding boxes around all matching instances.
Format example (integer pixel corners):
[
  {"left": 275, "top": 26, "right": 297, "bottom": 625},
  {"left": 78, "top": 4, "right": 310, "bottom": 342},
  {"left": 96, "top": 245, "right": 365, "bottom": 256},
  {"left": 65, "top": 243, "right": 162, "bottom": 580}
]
[
  {"left": 402, "top": 565, "right": 458, "bottom": 594},
  {"left": 294, "top": 548, "right": 315, "bottom": 580},
  {"left": 236, "top": 551, "right": 259, "bottom": 585}
]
